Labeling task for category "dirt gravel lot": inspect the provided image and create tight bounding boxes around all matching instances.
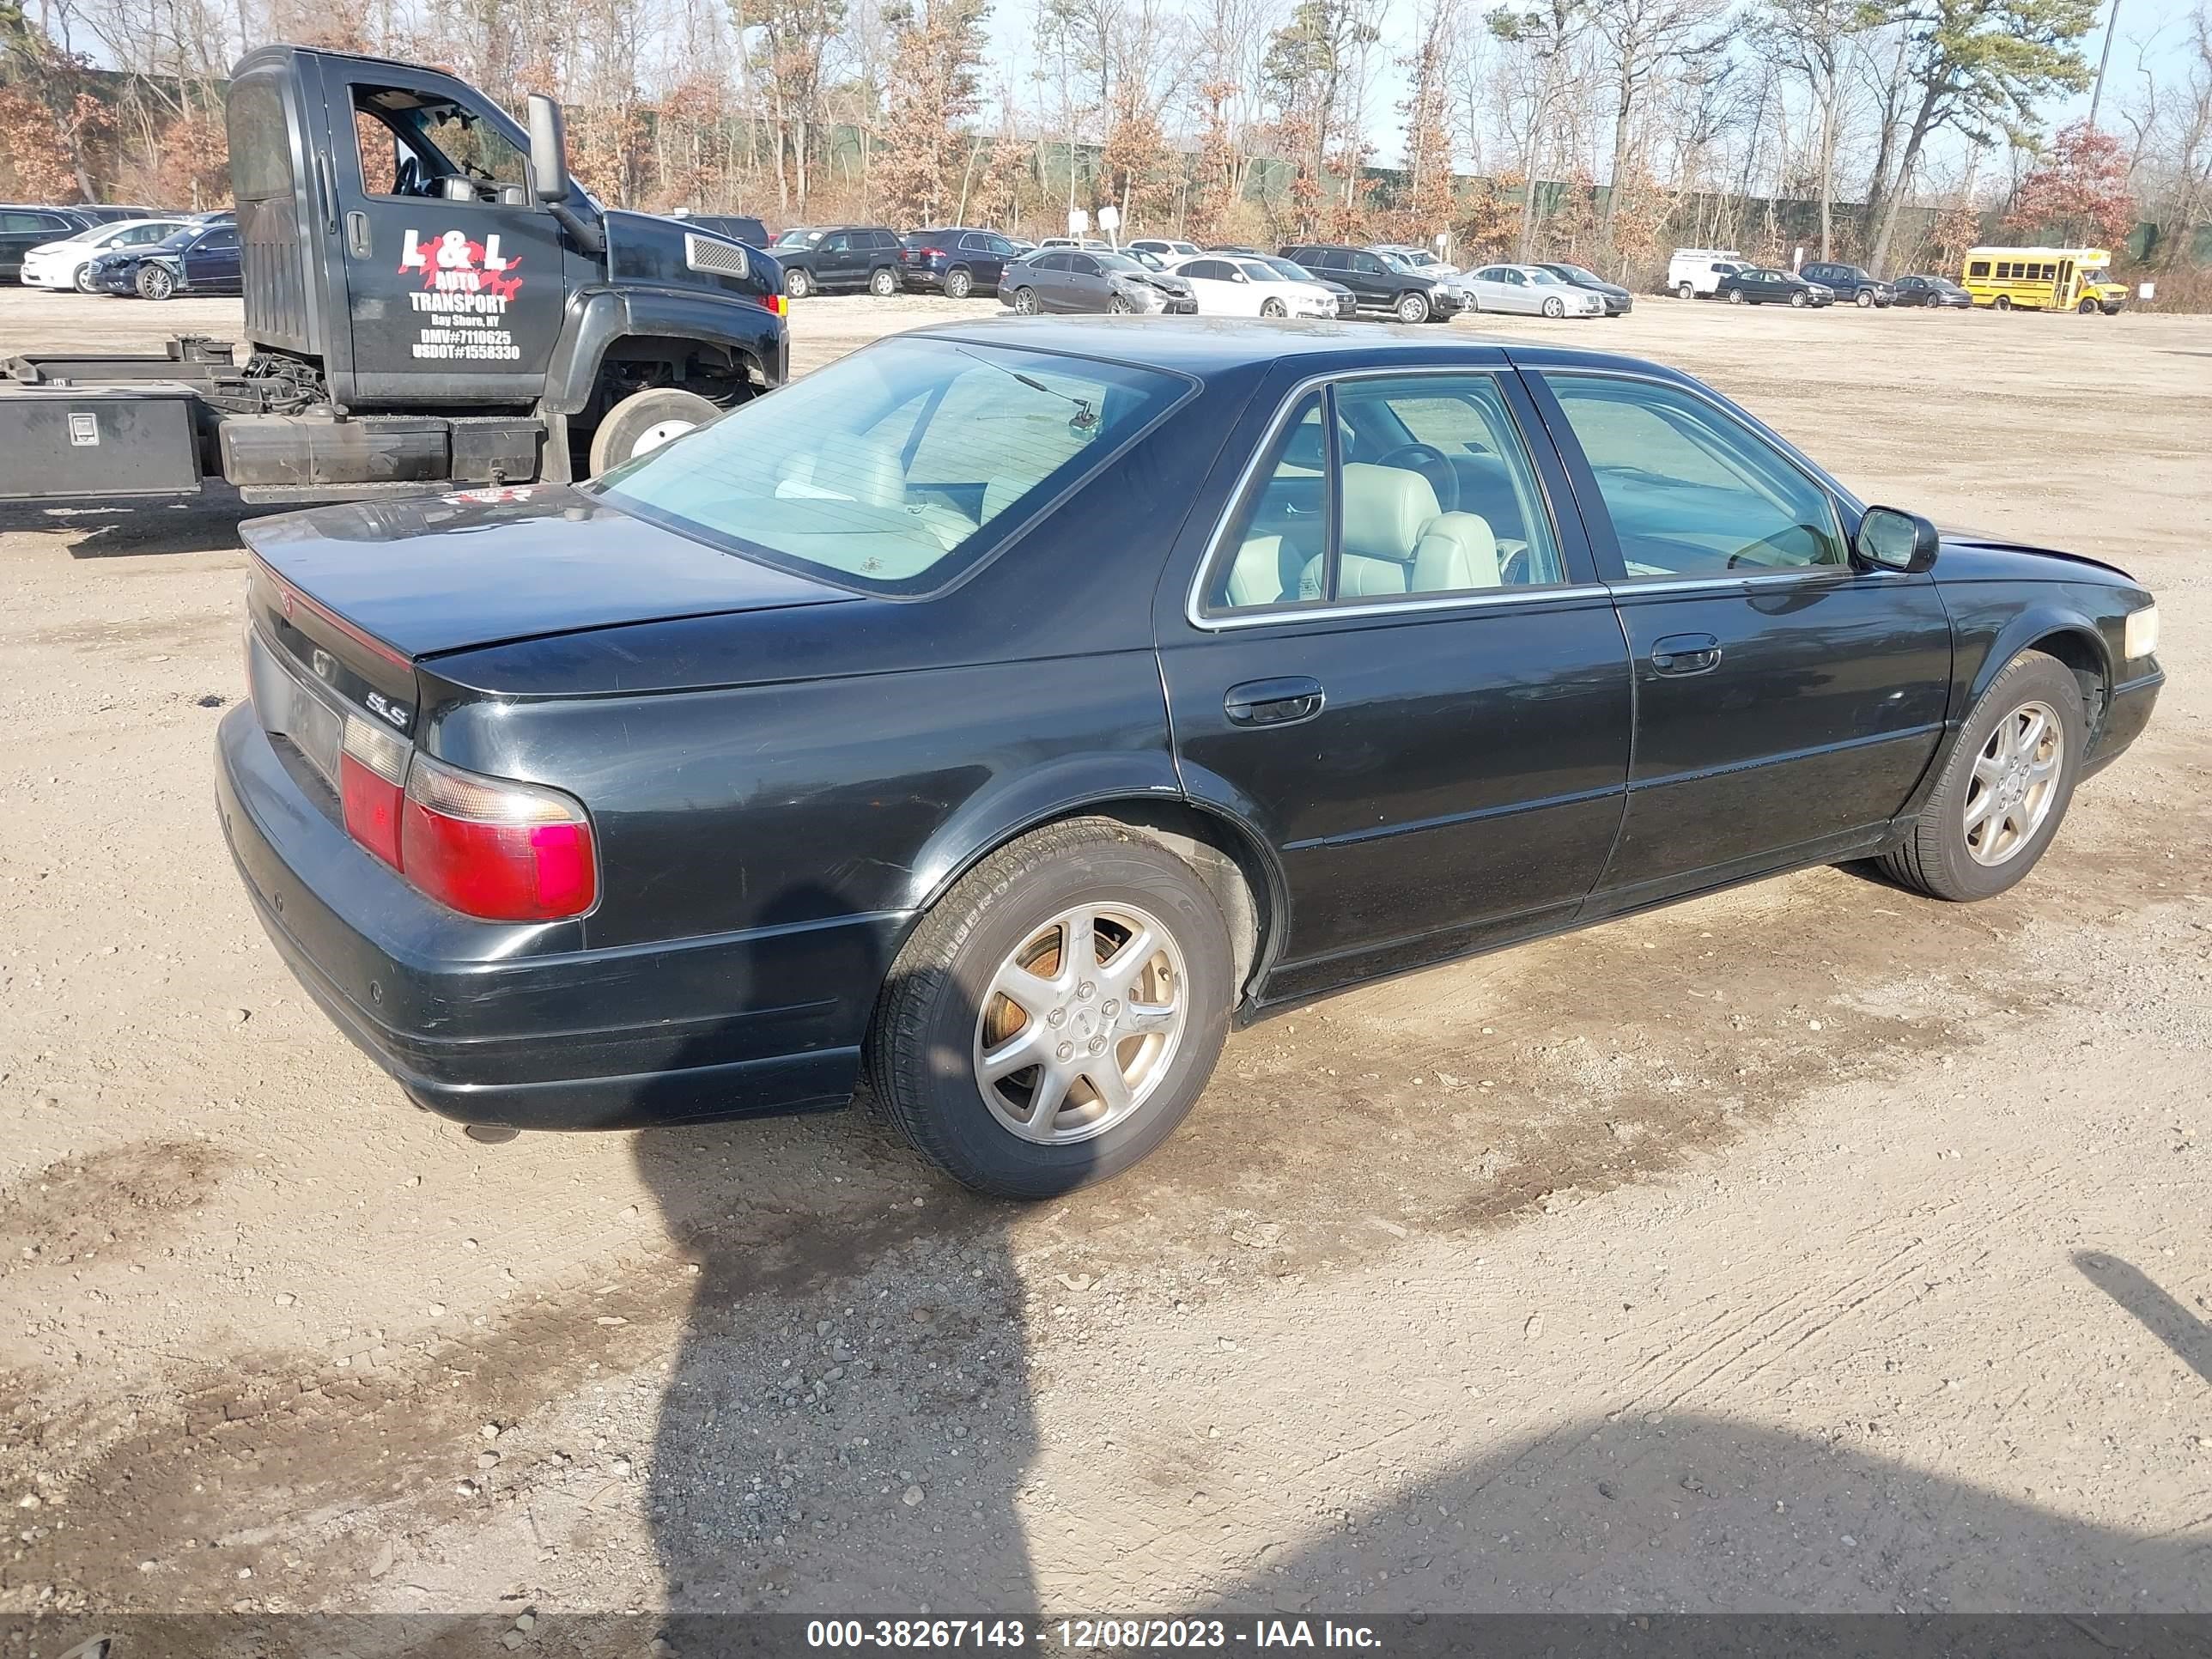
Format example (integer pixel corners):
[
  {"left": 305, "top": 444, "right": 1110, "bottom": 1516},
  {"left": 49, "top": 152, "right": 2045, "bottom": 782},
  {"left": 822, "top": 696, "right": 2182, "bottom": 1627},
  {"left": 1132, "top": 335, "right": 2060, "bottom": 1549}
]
[{"left": 0, "top": 288, "right": 2207, "bottom": 1642}]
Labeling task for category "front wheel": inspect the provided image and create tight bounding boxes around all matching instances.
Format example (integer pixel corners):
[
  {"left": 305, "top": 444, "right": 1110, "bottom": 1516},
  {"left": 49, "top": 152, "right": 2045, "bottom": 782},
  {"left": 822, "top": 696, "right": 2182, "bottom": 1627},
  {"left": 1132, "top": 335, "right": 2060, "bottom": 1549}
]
[
  {"left": 136, "top": 264, "right": 175, "bottom": 301},
  {"left": 1395, "top": 290, "right": 1431, "bottom": 324},
  {"left": 785, "top": 267, "right": 811, "bottom": 300},
  {"left": 1107, "top": 293, "right": 1134, "bottom": 315},
  {"left": 587, "top": 386, "right": 723, "bottom": 475},
  {"left": 869, "top": 266, "right": 897, "bottom": 296},
  {"left": 2077, "top": 297, "right": 2097, "bottom": 314},
  {"left": 1011, "top": 286, "right": 1038, "bottom": 315},
  {"left": 867, "top": 817, "right": 1233, "bottom": 1198},
  {"left": 1856, "top": 289, "right": 1875, "bottom": 308},
  {"left": 1790, "top": 290, "right": 1807, "bottom": 307},
  {"left": 945, "top": 266, "right": 973, "bottom": 299},
  {"left": 1541, "top": 295, "right": 1565, "bottom": 318},
  {"left": 1260, "top": 297, "right": 1286, "bottom": 319},
  {"left": 1876, "top": 650, "right": 2085, "bottom": 902}
]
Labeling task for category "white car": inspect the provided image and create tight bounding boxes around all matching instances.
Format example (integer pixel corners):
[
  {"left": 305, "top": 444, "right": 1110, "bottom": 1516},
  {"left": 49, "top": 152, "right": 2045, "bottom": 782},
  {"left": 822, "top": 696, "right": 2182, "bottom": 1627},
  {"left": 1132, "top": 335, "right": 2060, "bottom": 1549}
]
[
  {"left": 19, "top": 217, "right": 194, "bottom": 291},
  {"left": 1167, "top": 253, "right": 1338, "bottom": 319},
  {"left": 1126, "top": 237, "right": 1200, "bottom": 259},
  {"left": 1462, "top": 264, "right": 1607, "bottom": 317}
]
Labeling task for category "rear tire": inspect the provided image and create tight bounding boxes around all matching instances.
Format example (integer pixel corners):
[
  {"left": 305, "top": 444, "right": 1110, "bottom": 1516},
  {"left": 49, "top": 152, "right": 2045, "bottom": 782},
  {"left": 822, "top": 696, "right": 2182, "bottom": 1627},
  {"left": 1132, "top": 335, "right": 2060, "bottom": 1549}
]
[
  {"left": 1876, "top": 650, "right": 2086, "bottom": 902},
  {"left": 869, "top": 266, "right": 898, "bottom": 296},
  {"left": 945, "top": 266, "right": 973, "bottom": 299},
  {"left": 1994, "top": 294, "right": 2011, "bottom": 312},
  {"left": 1012, "top": 286, "right": 1038, "bottom": 315},
  {"left": 1395, "top": 290, "right": 1431, "bottom": 324},
  {"left": 136, "top": 264, "right": 175, "bottom": 301},
  {"left": 785, "top": 267, "right": 811, "bottom": 299},
  {"left": 867, "top": 817, "right": 1233, "bottom": 1198},
  {"left": 72, "top": 262, "right": 97, "bottom": 293},
  {"left": 587, "top": 386, "right": 722, "bottom": 475}
]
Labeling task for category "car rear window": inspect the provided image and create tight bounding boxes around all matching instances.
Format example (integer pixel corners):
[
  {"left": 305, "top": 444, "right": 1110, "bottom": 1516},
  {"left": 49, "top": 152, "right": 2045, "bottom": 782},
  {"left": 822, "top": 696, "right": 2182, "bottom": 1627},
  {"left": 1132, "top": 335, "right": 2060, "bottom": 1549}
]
[{"left": 592, "top": 337, "right": 1194, "bottom": 597}]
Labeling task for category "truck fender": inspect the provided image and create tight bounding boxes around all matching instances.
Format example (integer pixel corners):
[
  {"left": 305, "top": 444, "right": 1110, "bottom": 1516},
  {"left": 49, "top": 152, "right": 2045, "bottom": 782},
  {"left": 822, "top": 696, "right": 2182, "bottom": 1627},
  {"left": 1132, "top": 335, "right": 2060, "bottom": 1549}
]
[{"left": 544, "top": 287, "right": 781, "bottom": 416}]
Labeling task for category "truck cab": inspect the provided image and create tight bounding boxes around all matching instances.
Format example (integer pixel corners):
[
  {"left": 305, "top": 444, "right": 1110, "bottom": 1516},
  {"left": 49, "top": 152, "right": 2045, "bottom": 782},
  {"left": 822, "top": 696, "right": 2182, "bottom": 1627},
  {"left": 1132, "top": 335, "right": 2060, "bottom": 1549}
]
[{"left": 2, "top": 46, "right": 788, "bottom": 502}]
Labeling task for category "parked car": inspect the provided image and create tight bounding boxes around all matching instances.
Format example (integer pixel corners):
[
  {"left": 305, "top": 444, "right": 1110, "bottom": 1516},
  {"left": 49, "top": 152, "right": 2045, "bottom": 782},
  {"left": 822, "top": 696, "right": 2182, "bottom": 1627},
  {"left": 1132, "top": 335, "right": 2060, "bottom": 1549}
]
[
  {"left": 1256, "top": 253, "right": 1358, "bottom": 318},
  {"left": 1127, "top": 238, "right": 1200, "bottom": 259},
  {"left": 1462, "top": 263, "right": 1608, "bottom": 318},
  {"left": 2, "top": 206, "right": 94, "bottom": 281},
  {"left": 667, "top": 210, "right": 770, "bottom": 248},
  {"left": 1166, "top": 252, "right": 1337, "bottom": 319},
  {"left": 1000, "top": 248, "right": 1196, "bottom": 314},
  {"left": 18, "top": 216, "right": 195, "bottom": 291},
  {"left": 772, "top": 226, "right": 903, "bottom": 297},
  {"left": 1534, "top": 260, "right": 1633, "bottom": 315},
  {"left": 1037, "top": 237, "right": 1115, "bottom": 252},
  {"left": 1716, "top": 265, "right": 1833, "bottom": 307},
  {"left": 71, "top": 204, "right": 155, "bottom": 224},
  {"left": 1892, "top": 273, "right": 1974, "bottom": 309},
  {"left": 1277, "top": 243, "right": 1462, "bottom": 323},
  {"left": 85, "top": 220, "right": 241, "bottom": 299},
  {"left": 899, "top": 228, "right": 1023, "bottom": 298},
  {"left": 1667, "top": 247, "right": 1747, "bottom": 298},
  {"left": 216, "top": 319, "right": 2162, "bottom": 1199},
  {"left": 1800, "top": 260, "right": 1893, "bottom": 307},
  {"left": 1370, "top": 243, "right": 1449, "bottom": 275}
]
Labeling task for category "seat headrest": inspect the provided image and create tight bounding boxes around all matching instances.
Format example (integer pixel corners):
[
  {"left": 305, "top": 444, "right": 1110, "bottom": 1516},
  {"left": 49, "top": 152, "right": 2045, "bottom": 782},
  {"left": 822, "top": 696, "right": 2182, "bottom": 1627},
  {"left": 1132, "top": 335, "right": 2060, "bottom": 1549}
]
[
  {"left": 1341, "top": 463, "right": 1441, "bottom": 562},
  {"left": 777, "top": 438, "right": 907, "bottom": 509}
]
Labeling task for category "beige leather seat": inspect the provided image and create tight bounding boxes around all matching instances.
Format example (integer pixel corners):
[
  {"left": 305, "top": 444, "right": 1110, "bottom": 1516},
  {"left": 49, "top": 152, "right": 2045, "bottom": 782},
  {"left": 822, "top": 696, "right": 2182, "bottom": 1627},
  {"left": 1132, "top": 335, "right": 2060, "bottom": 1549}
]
[{"left": 1295, "top": 463, "right": 1501, "bottom": 599}]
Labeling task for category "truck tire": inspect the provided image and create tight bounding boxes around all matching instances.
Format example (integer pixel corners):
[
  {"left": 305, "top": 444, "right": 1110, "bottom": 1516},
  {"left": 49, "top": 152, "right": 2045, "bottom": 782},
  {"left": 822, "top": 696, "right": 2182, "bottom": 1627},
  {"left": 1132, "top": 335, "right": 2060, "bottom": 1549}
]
[
  {"left": 588, "top": 387, "right": 722, "bottom": 476},
  {"left": 1676, "top": 281, "right": 1693, "bottom": 299},
  {"left": 1395, "top": 291, "right": 1430, "bottom": 324},
  {"left": 869, "top": 266, "right": 897, "bottom": 296},
  {"left": 137, "top": 264, "right": 176, "bottom": 301},
  {"left": 785, "top": 267, "right": 811, "bottom": 299}
]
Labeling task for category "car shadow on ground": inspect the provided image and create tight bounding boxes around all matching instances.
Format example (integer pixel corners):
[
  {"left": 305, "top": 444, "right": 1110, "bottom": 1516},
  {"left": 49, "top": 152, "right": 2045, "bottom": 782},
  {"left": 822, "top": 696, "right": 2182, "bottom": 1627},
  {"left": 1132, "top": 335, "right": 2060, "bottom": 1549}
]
[{"left": 0, "top": 494, "right": 268, "bottom": 559}]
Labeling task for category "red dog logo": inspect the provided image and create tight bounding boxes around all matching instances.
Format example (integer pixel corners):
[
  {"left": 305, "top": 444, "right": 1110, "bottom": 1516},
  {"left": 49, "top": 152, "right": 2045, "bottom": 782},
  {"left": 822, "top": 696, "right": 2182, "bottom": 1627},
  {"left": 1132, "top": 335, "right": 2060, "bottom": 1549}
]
[{"left": 398, "top": 228, "right": 523, "bottom": 302}]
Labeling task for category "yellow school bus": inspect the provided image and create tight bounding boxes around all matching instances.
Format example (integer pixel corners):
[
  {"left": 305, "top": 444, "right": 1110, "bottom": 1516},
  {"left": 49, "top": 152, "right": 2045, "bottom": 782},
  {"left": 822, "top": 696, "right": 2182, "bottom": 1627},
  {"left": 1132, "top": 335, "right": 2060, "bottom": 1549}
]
[{"left": 1961, "top": 246, "right": 2127, "bottom": 314}]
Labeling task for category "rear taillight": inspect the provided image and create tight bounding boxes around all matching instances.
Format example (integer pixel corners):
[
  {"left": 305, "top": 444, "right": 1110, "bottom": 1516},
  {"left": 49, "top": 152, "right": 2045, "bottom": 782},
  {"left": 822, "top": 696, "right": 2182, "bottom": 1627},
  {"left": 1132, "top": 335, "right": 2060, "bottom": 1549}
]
[
  {"left": 920, "top": 247, "right": 944, "bottom": 259},
  {"left": 336, "top": 717, "right": 597, "bottom": 922},
  {"left": 763, "top": 292, "right": 788, "bottom": 318},
  {"left": 339, "top": 714, "right": 409, "bottom": 868},
  {"left": 398, "top": 751, "right": 598, "bottom": 922}
]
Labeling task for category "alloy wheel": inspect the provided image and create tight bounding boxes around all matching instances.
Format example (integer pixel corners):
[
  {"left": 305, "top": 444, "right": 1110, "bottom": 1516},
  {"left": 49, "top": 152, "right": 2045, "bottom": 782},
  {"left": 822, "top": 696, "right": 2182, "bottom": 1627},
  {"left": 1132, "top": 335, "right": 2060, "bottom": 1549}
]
[
  {"left": 1963, "top": 700, "right": 2063, "bottom": 866},
  {"left": 1013, "top": 287, "right": 1037, "bottom": 314},
  {"left": 971, "top": 902, "right": 1188, "bottom": 1145}
]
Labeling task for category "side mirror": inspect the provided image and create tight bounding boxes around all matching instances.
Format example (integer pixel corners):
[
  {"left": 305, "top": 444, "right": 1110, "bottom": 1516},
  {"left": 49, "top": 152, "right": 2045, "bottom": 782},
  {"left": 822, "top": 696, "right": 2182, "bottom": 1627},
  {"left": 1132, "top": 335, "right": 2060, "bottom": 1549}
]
[
  {"left": 1855, "top": 505, "right": 1939, "bottom": 574},
  {"left": 526, "top": 94, "right": 570, "bottom": 203}
]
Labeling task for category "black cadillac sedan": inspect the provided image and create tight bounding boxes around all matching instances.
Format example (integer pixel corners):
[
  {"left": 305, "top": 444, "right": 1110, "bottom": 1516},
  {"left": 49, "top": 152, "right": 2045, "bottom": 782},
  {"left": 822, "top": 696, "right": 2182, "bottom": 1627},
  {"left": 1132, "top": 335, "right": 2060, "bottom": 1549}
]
[{"left": 217, "top": 320, "right": 2162, "bottom": 1198}]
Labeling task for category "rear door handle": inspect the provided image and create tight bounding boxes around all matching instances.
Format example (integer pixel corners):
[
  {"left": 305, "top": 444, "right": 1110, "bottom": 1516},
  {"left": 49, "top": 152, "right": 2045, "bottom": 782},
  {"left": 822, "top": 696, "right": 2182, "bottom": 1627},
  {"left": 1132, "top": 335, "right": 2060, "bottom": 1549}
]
[
  {"left": 1650, "top": 634, "right": 1723, "bottom": 677},
  {"left": 1224, "top": 677, "right": 1325, "bottom": 727}
]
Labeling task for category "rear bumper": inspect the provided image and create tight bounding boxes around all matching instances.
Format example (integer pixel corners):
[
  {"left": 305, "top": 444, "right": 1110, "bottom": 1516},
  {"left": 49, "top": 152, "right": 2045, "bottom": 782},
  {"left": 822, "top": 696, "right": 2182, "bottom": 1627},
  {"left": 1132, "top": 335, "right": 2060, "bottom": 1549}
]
[
  {"left": 216, "top": 705, "right": 887, "bottom": 1129},
  {"left": 901, "top": 267, "right": 946, "bottom": 290}
]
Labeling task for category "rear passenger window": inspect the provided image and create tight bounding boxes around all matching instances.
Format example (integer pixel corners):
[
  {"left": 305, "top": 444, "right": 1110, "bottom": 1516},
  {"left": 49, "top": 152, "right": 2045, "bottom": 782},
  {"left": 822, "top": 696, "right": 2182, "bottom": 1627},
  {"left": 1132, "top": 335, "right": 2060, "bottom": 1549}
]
[{"left": 1204, "top": 375, "right": 1565, "bottom": 615}]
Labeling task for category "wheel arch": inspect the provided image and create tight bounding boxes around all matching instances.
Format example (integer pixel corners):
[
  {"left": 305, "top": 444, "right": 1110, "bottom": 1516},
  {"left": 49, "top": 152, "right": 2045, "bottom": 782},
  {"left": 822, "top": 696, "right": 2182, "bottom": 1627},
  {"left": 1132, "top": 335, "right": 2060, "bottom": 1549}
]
[
  {"left": 1970, "top": 613, "right": 2112, "bottom": 726},
  {"left": 544, "top": 288, "right": 777, "bottom": 416},
  {"left": 900, "top": 772, "right": 1286, "bottom": 1007}
]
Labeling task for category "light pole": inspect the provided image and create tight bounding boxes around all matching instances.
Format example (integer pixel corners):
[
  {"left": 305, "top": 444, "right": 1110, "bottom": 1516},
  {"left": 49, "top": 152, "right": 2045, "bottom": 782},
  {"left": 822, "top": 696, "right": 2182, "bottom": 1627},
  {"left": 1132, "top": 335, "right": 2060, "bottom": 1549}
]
[{"left": 2087, "top": 0, "right": 2122, "bottom": 129}]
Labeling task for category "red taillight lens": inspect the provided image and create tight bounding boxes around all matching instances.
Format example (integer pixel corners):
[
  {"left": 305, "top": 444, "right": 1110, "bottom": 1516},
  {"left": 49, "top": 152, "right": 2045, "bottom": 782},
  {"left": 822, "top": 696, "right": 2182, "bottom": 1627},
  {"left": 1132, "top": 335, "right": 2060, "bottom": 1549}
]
[
  {"left": 339, "top": 715, "right": 408, "bottom": 868},
  {"left": 763, "top": 292, "right": 788, "bottom": 318},
  {"left": 921, "top": 247, "right": 944, "bottom": 258},
  {"left": 398, "top": 751, "right": 597, "bottom": 922}
]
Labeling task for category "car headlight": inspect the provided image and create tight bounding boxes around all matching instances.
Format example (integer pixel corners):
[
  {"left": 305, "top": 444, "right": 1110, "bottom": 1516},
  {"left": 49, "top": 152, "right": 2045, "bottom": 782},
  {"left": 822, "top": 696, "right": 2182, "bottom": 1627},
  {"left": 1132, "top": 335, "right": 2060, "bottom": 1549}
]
[{"left": 2124, "top": 604, "right": 2159, "bottom": 660}]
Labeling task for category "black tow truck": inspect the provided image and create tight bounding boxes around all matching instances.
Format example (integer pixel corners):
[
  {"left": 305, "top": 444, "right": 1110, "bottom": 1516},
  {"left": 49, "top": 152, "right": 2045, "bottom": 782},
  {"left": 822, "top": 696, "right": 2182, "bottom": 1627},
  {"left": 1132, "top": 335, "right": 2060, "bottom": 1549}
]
[{"left": 0, "top": 46, "right": 787, "bottom": 504}]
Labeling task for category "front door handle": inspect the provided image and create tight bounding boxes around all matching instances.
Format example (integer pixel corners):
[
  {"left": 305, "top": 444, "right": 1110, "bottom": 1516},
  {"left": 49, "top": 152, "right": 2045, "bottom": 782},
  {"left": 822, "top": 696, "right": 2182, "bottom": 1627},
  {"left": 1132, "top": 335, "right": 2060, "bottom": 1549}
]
[
  {"left": 345, "top": 210, "right": 371, "bottom": 258},
  {"left": 1224, "top": 677, "right": 1325, "bottom": 727},
  {"left": 1650, "top": 634, "right": 1723, "bottom": 677}
]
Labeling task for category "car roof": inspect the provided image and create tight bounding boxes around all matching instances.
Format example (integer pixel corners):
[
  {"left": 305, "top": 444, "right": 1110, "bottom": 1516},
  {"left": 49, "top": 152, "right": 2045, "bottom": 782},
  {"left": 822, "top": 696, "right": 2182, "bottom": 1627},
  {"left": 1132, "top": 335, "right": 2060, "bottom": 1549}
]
[{"left": 898, "top": 314, "right": 1699, "bottom": 382}]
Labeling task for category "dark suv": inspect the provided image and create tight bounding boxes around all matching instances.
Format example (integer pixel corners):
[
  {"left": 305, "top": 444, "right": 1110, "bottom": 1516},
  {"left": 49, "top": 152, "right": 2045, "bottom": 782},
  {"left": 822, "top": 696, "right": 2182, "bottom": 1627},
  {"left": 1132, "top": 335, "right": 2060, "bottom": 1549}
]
[
  {"left": 1277, "top": 243, "right": 1462, "bottom": 322},
  {"left": 899, "top": 228, "right": 1021, "bottom": 298},
  {"left": 1799, "top": 260, "right": 1892, "bottom": 307},
  {"left": 770, "top": 226, "right": 904, "bottom": 298},
  {"left": 2, "top": 205, "right": 93, "bottom": 280},
  {"left": 669, "top": 211, "right": 770, "bottom": 248}
]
